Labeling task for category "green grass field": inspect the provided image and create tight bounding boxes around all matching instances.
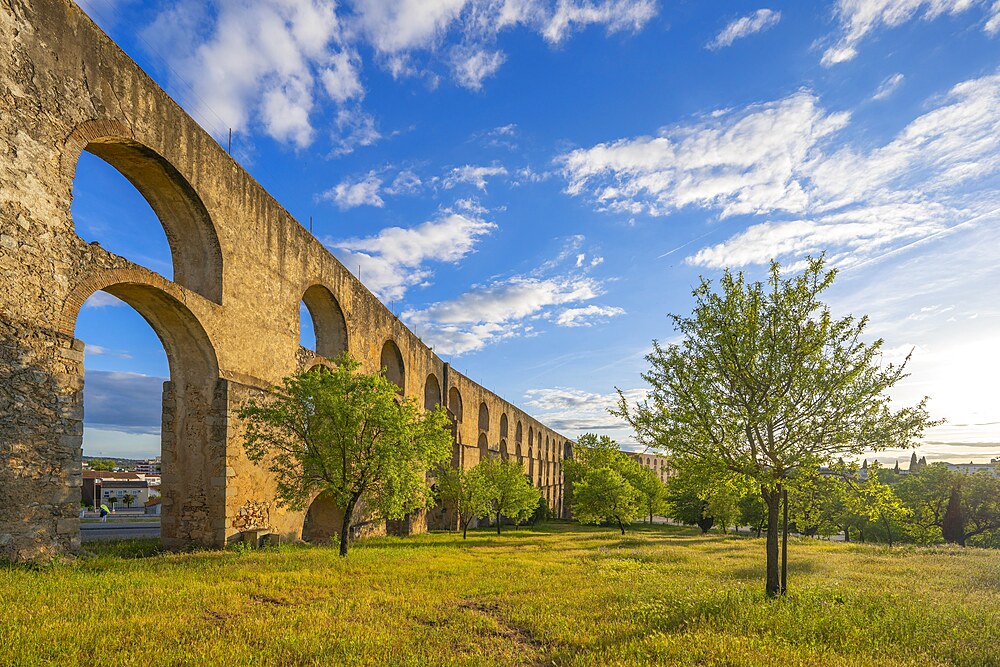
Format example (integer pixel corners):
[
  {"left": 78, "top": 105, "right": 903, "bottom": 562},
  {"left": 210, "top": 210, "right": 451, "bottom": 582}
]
[{"left": 1, "top": 523, "right": 998, "bottom": 666}]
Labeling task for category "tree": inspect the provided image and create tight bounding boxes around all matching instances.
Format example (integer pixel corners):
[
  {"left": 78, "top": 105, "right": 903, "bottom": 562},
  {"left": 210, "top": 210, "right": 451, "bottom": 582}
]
[
  {"left": 844, "top": 462, "right": 909, "bottom": 547},
  {"left": 436, "top": 465, "right": 493, "bottom": 539},
  {"left": 571, "top": 467, "right": 641, "bottom": 534},
  {"left": 106, "top": 496, "right": 117, "bottom": 511},
  {"left": 239, "top": 355, "right": 453, "bottom": 556},
  {"left": 478, "top": 457, "right": 542, "bottom": 534},
  {"left": 629, "top": 465, "right": 669, "bottom": 525},
  {"left": 122, "top": 493, "right": 135, "bottom": 509},
  {"left": 88, "top": 459, "right": 117, "bottom": 471},
  {"left": 614, "top": 257, "right": 938, "bottom": 596}
]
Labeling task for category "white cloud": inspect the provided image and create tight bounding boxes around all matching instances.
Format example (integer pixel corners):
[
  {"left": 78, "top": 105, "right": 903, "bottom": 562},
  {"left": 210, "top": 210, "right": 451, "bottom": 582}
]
[
  {"left": 872, "top": 72, "right": 905, "bottom": 100},
  {"left": 331, "top": 107, "right": 382, "bottom": 155},
  {"left": 562, "top": 70, "right": 1000, "bottom": 271},
  {"left": 555, "top": 304, "right": 626, "bottom": 326},
  {"left": 321, "top": 171, "right": 384, "bottom": 209},
  {"left": 443, "top": 164, "right": 509, "bottom": 189},
  {"left": 403, "top": 236, "right": 619, "bottom": 354},
  {"left": 326, "top": 209, "right": 496, "bottom": 300},
  {"left": 522, "top": 386, "right": 647, "bottom": 440},
  {"left": 449, "top": 46, "right": 506, "bottom": 90},
  {"left": 707, "top": 8, "right": 781, "bottom": 50},
  {"left": 559, "top": 91, "right": 850, "bottom": 219},
  {"left": 143, "top": 0, "right": 348, "bottom": 149},
  {"left": 351, "top": 0, "right": 468, "bottom": 53},
  {"left": 541, "top": 0, "right": 658, "bottom": 43},
  {"left": 821, "top": 0, "right": 990, "bottom": 67},
  {"left": 385, "top": 169, "right": 423, "bottom": 195},
  {"left": 987, "top": 0, "right": 1000, "bottom": 33},
  {"left": 83, "top": 292, "right": 126, "bottom": 308}
]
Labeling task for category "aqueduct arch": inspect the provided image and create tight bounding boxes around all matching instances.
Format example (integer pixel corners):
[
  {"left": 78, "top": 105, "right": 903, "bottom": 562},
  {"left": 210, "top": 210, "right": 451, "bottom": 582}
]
[{"left": 0, "top": 0, "right": 573, "bottom": 561}]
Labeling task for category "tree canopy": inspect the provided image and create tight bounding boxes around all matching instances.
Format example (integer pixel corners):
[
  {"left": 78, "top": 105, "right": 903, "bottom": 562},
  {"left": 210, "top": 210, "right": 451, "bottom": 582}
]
[
  {"left": 614, "top": 256, "right": 938, "bottom": 596},
  {"left": 239, "top": 354, "right": 453, "bottom": 556},
  {"left": 478, "top": 457, "right": 541, "bottom": 533}
]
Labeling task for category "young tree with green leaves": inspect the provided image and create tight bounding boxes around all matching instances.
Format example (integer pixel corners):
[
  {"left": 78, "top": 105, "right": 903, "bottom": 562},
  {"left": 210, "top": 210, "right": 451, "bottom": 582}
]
[
  {"left": 436, "top": 465, "right": 493, "bottom": 539},
  {"left": 630, "top": 465, "right": 669, "bottom": 525},
  {"left": 614, "top": 257, "right": 938, "bottom": 596},
  {"left": 88, "top": 459, "right": 117, "bottom": 471},
  {"left": 478, "top": 457, "right": 541, "bottom": 534},
  {"left": 122, "top": 493, "right": 135, "bottom": 509},
  {"left": 571, "top": 467, "right": 642, "bottom": 534},
  {"left": 239, "top": 354, "right": 454, "bottom": 556},
  {"left": 844, "top": 462, "right": 910, "bottom": 547}
]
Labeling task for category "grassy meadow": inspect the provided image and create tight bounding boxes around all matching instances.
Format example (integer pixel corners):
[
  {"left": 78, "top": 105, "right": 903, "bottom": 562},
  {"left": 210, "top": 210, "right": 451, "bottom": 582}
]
[{"left": 1, "top": 523, "right": 998, "bottom": 666}]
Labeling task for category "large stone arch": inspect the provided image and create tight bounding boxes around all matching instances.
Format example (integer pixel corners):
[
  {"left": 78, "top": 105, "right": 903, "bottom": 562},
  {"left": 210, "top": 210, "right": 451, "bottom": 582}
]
[
  {"left": 380, "top": 340, "right": 405, "bottom": 393},
  {"left": 63, "top": 270, "right": 225, "bottom": 549},
  {"left": 300, "top": 284, "right": 348, "bottom": 359},
  {"left": 66, "top": 121, "right": 224, "bottom": 304}
]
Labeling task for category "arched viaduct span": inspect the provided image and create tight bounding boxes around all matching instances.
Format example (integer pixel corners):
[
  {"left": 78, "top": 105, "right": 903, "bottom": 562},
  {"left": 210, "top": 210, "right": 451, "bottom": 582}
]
[{"left": 0, "top": 0, "right": 572, "bottom": 561}]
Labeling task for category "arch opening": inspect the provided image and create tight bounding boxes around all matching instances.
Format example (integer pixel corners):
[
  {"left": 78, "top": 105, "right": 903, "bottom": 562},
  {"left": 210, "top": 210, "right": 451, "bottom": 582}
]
[
  {"left": 499, "top": 413, "right": 509, "bottom": 441},
  {"left": 477, "top": 433, "right": 489, "bottom": 461},
  {"left": 302, "top": 492, "right": 344, "bottom": 544},
  {"left": 300, "top": 284, "right": 348, "bottom": 359},
  {"left": 478, "top": 402, "right": 490, "bottom": 434},
  {"left": 448, "top": 386, "right": 463, "bottom": 422},
  {"left": 72, "top": 138, "right": 223, "bottom": 304},
  {"left": 424, "top": 374, "right": 441, "bottom": 411},
  {"left": 74, "top": 281, "right": 221, "bottom": 550},
  {"left": 380, "top": 340, "right": 405, "bottom": 393}
]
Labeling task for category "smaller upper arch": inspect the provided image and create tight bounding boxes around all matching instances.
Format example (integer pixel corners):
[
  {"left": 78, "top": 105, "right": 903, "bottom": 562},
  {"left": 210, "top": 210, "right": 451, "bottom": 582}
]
[
  {"left": 380, "top": 340, "right": 405, "bottom": 393},
  {"left": 448, "top": 386, "right": 463, "bottom": 422},
  {"left": 499, "top": 413, "right": 509, "bottom": 440},
  {"left": 515, "top": 421, "right": 523, "bottom": 444},
  {"left": 67, "top": 122, "right": 224, "bottom": 304},
  {"left": 301, "top": 284, "right": 348, "bottom": 359},
  {"left": 478, "top": 402, "right": 490, "bottom": 434},
  {"left": 424, "top": 373, "right": 441, "bottom": 411}
]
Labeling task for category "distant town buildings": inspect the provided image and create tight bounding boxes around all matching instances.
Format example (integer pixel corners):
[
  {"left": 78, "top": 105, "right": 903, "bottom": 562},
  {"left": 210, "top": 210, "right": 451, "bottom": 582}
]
[{"left": 81, "top": 471, "right": 160, "bottom": 509}]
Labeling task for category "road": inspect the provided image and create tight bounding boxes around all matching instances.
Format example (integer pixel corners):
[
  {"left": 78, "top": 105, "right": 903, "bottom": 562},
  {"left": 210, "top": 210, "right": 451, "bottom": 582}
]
[{"left": 81, "top": 521, "right": 160, "bottom": 542}]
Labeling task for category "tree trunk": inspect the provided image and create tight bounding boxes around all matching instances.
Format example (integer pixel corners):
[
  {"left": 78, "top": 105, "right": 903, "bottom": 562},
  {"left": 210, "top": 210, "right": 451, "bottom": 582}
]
[
  {"left": 339, "top": 496, "right": 358, "bottom": 557},
  {"left": 618, "top": 518, "right": 626, "bottom": 535},
  {"left": 496, "top": 510, "right": 502, "bottom": 535},
  {"left": 942, "top": 486, "right": 965, "bottom": 546},
  {"left": 843, "top": 526, "right": 850, "bottom": 542},
  {"left": 462, "top": 516, "right": 469, "bottom": 540},
  {"left": 781, "top": 487, "right": 788, "bottom": 595},
  {"left": 763, "top": 486, "right": 781, "bottom": 598}
]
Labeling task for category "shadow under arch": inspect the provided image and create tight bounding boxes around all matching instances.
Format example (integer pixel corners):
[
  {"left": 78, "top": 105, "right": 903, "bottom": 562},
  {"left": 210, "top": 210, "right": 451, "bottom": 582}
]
[
  {"left": 380, "top": 340, "right": 405, "bottom": 393},
  {"left": 301, "top": 284, "right": 349, "bottom": 359},
  {"left": 302, "top": 491, "right": 344, "bottom": 544},
  {"left": 67, "top": 122, "right": 224, "bottom": 304},
  {"left": 424, "top": 373, "right": 441, "bottom": 411},
  {"left": 66, "top": 273, "right": 225, "bottom": 549}
]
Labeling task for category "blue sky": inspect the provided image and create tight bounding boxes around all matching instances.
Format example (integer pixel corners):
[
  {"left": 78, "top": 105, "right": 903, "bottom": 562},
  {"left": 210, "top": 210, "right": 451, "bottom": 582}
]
[{"left": 73, "top": 0, "right": 1000, "bottom": 465}]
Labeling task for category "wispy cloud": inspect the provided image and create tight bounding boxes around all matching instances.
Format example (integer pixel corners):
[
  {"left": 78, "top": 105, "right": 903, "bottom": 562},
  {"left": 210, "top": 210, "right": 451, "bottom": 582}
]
[
  {"left": 522, "top": 386, "right": 647, "bottom": 442},
  {"left": 403, "top": 237, "right": 619, "bottom": 354},
  {"left": 321, "top": 171, "right": 384, "bottom": 209},
  {"left": 326, "top": 207, "right": 496, "bottom": 301},
  {"left": 442, "top": 164, "right": 508, "bottom": 190},
  {"left": 560, "top": 69, "right": 1000, "bottom": 272},
  {"left": 707, "top": 9, "right": 781, "bottom": 50},
  {"left": 821, "top": 0, "right": 995, "bottom": 67},
  {"left": 872, "top": 72, "right": 904, "bottom": 100},
  {"left": 84, "top": 370, "right": 165, "bottom": 435}
]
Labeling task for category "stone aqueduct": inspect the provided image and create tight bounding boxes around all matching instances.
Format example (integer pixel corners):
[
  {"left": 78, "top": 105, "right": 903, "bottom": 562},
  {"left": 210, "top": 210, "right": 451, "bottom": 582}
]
[{"left": 0, "top": 0, "right": 572, "bottom": 561}]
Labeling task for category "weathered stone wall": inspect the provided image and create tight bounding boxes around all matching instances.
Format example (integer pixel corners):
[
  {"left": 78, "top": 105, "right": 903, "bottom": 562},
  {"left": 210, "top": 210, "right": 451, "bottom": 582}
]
[{"left": 0, "top": 0, "right": 570, "bottom": 561}]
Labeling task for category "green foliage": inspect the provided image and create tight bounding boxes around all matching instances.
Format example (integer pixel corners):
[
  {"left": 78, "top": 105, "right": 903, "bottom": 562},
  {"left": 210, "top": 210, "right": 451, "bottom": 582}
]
[
  {"left": 844, "top": 463, "right": 910, "bottom": 547},
  {"left": 614, "top": 256, "right": 939, "bottom": 595},
  {"left": 477, "top": 457, "right": 542, "bottom": 533},
  {"left": 571, "top": 467, "right": 642, "bottom": 534},
  {"left": 239, "top": 354, "right": 453, "bottom": 555},
  {"left": 87, "top": 459, "right": 117, "bottom": 471},
  {"left": 436, "top": 465, "right": 493, "bottom": 538},
  {"left": 122, "top": 494, "right": 135, "bottom": 509},
  {"left": 566, "top": 434, "right": 669, "bottom": 532}
]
